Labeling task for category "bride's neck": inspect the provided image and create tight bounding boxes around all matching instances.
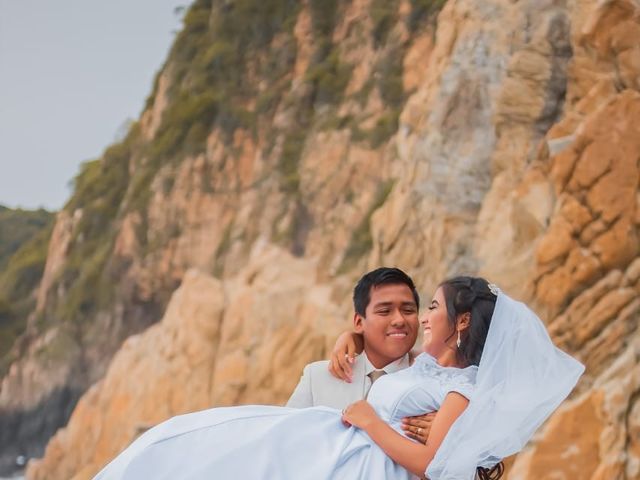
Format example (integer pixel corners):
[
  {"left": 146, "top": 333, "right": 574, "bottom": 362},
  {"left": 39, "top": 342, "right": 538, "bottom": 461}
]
[{"left": 435, "top": 349, "right": 464, "bottom": 368}]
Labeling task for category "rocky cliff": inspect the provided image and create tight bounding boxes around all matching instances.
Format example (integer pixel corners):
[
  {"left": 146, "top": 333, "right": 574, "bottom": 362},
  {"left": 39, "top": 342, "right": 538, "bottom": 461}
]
[{"left": 1, "top": 0, "right": 639, "bottom": 478}]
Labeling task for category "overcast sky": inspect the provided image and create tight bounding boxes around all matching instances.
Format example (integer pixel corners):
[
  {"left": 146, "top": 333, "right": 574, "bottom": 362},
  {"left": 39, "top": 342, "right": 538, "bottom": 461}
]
[{"left": 0, "top": 0, "right": 184, "bottom": 210}]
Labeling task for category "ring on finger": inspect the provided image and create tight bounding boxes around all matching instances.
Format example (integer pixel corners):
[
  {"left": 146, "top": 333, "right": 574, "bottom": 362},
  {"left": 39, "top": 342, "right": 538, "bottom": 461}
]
[{"left": 417, "top": 427, "right": 422, "bottom": 435}]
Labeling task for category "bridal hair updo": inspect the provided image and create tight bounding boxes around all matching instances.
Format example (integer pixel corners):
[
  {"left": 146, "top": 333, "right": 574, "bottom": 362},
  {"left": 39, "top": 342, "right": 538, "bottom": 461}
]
[
  {"left": 439, "top": 276, "right": 497, "bottom": 367},
  {"left": 439, "top": 276, "right": 504, "bottom": 480}
]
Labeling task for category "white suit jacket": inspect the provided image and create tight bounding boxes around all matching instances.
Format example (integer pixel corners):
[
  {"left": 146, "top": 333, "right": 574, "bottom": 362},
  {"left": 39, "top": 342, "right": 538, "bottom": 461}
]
[{"left": 286, "top": 353, "right": 412, "bottom": 410}]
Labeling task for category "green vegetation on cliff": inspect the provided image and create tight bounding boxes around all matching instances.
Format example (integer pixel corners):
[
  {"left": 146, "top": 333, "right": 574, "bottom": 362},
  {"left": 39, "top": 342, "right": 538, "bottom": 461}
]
[
  {"left": 0, "top": 206, "right": 52, "bottom": 269},
  {"left": 130, "top": 0, "right": 309, "bottom": 212},
  {"left": 143, "top": 0, "right": 301, "bottom": 161},
  {"left": 0, "top": 207, "right": 54, "bottom": 370},
  {"left": 53, "top": 124, "right": 139, "bottom": 325}
]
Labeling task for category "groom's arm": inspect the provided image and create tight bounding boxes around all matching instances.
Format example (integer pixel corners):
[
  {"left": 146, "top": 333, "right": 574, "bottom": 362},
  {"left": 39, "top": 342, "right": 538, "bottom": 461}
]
[{"left": 286, "top": 364, "right": 313, "bottom": 408}]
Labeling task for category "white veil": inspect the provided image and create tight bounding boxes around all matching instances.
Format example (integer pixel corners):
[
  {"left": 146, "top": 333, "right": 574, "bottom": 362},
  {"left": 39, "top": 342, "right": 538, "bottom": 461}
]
[{"left": 426, "top": 291, "right": 585, "bottom": 479}]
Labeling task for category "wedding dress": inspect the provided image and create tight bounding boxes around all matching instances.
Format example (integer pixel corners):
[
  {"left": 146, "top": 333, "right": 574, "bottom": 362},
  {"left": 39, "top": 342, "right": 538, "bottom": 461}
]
[{"left": 95, "top": 353, "right": 476, "bottom": 480}]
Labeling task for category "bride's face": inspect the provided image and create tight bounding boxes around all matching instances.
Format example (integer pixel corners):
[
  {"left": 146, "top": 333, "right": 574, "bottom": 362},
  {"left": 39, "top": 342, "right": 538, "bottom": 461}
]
[{"left": 421, "top": 287, "right": 455, "bottom": 356}]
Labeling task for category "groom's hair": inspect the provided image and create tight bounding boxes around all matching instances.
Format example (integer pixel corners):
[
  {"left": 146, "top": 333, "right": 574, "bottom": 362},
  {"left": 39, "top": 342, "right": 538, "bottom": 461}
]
[{"left": 353, "top": 267, "right": 420, "bottom": 316}]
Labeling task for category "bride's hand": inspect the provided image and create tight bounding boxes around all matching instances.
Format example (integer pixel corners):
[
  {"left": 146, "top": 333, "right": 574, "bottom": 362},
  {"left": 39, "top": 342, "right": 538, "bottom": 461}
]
[
  {"left": 341, "top": 400, "right": 379, "bottom": 430},
  {"left": 329, "top": 331, "right": 364, "bottom": 383}
]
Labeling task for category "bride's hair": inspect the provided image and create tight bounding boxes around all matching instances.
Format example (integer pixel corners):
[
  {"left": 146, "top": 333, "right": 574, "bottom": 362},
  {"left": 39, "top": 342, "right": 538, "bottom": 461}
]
[
  {"left": 439, "top": 276, "right": 497, "bottom": 367},
  {"left": 440, "top": 276, "right": 504, "bottom": 480}
]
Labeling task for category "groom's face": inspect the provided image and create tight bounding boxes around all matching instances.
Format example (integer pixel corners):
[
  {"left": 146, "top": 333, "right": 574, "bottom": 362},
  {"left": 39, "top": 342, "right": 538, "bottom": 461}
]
[{"left": 354, "top": 283, "right": 419, "bottom": 369}]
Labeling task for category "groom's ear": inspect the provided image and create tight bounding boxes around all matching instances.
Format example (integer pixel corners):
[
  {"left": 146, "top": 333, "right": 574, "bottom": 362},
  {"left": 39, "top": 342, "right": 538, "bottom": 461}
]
[{"left": 353, "top": 313, "right": 365, "bottom": 334}]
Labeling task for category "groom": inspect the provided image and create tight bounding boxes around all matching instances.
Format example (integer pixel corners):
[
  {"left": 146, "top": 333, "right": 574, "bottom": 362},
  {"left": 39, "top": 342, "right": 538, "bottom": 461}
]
[{"left": 287, "top": 267, "right": 434, "bottom": 443}]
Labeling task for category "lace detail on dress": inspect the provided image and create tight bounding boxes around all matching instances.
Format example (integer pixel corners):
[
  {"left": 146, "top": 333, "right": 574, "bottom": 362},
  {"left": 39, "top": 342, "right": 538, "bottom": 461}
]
[{"left": 413, "top": 353, "right": 477, "bottom": 398}]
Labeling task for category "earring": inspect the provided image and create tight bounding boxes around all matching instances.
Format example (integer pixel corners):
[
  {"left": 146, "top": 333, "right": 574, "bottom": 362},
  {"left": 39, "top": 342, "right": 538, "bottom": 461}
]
[{"left": 456, "top": 330, "right": 461, "bottom": 349}]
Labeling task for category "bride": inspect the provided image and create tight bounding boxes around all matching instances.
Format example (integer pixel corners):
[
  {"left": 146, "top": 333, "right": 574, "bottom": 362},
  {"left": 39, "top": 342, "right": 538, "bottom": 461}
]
[{"left": 94, "top": 276, "right": 583, "bottom": 480}]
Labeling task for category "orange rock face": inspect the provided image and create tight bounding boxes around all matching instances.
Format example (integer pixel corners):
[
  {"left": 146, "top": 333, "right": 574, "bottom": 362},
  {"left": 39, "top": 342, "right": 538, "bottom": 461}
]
[{"left": 536, "top": 91, "right": 640, "bottom": 314}]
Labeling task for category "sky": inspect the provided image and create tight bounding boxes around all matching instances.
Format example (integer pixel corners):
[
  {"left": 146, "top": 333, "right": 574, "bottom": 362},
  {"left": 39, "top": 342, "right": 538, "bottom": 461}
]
[{"left": 0, "top": 0, "right": 185, "bottom": 210}]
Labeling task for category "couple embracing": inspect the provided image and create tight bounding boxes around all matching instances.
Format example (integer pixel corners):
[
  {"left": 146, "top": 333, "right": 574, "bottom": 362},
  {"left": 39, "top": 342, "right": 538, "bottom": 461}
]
[{"left": 95, "top": 268, "right": 584, "bottom": 479}]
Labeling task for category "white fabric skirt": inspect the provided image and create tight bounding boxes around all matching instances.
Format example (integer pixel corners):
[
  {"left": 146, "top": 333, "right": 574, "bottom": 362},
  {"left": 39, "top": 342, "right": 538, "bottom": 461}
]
[{"left": 94, "top": 405, "right": 414, "bottom": 480}]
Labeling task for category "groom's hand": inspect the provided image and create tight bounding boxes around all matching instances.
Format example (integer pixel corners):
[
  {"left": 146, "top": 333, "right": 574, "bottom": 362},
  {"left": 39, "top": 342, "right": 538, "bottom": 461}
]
[{"left": 401, "top": 412, "right": 436, "bottom": 444}]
